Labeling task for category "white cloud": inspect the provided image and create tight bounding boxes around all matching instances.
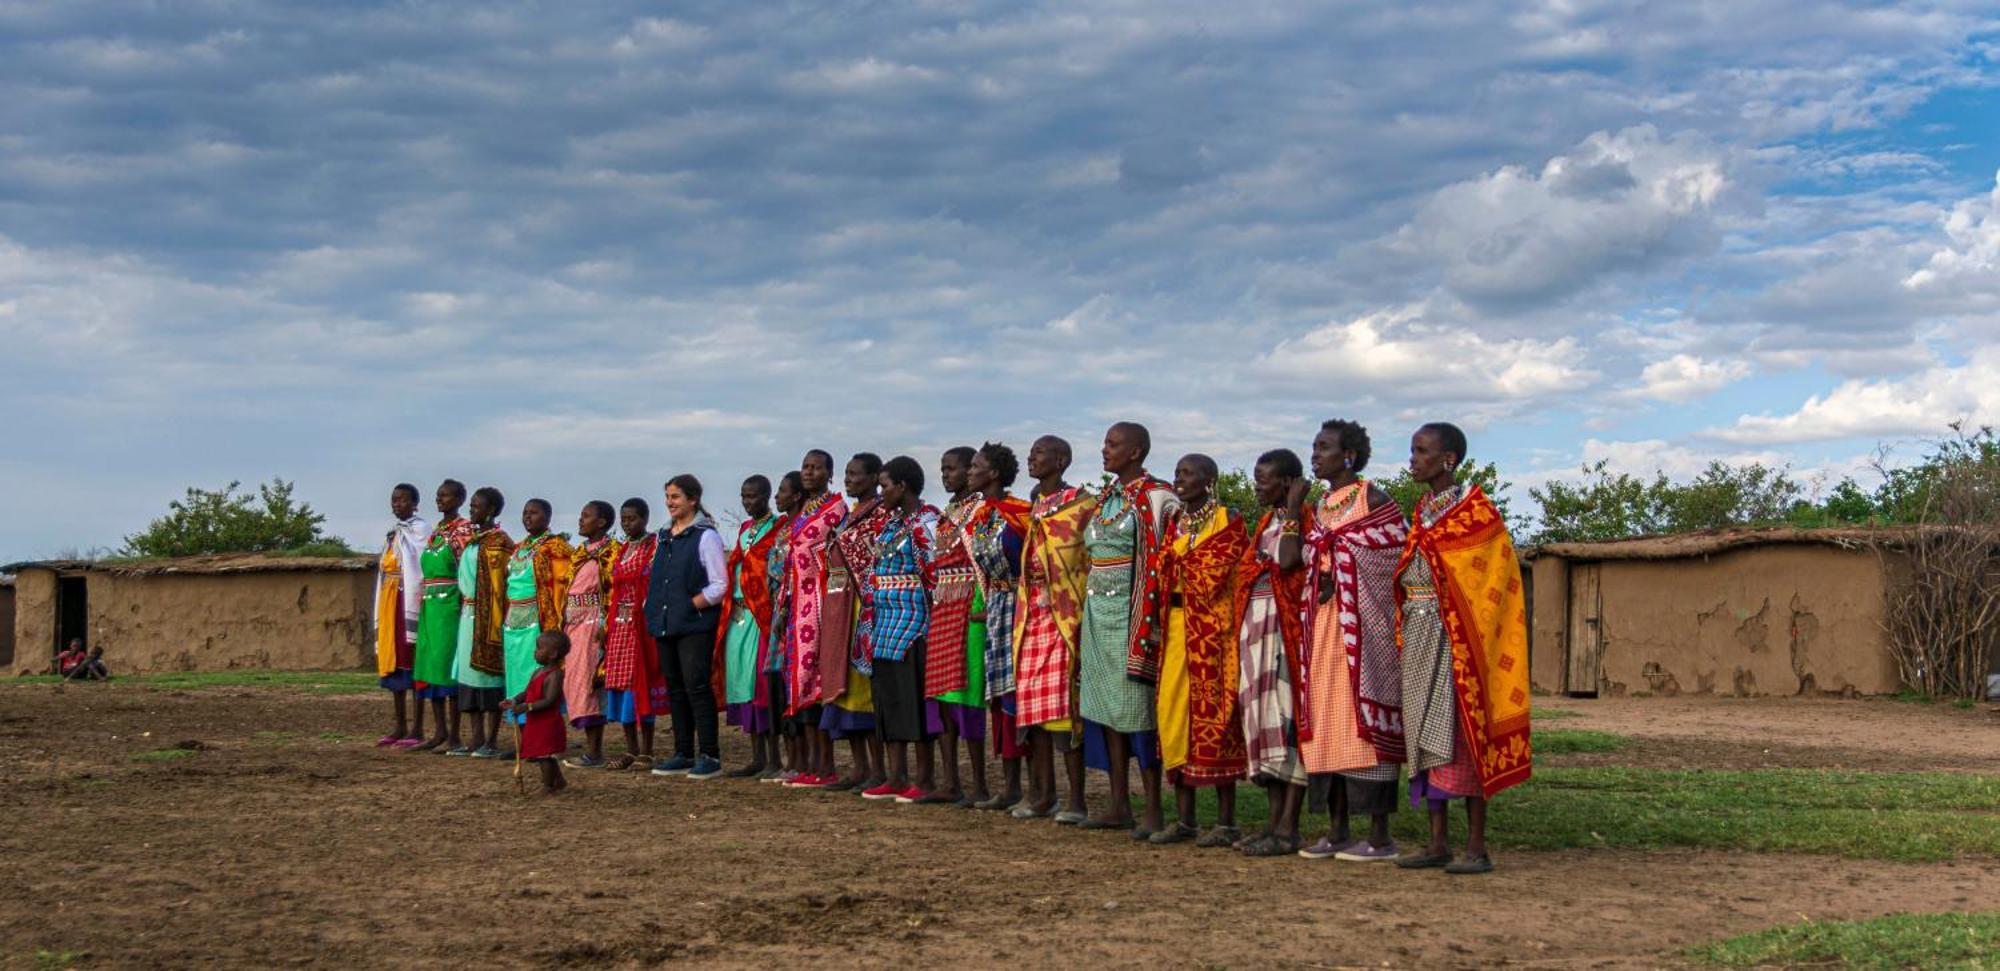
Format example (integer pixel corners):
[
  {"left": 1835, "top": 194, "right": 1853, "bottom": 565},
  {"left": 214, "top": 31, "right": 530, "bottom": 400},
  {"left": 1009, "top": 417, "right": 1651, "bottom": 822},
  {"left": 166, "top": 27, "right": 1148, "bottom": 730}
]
[
  {"left": 1904, "top": 169, "right": 2000, "bottom": 292},
  {"left": 1628, "top": 353, "right": 1752, "bottom": 401},
  {"left": 1387, "top": 126, "right": 1732, "bottom": 308},
  {"left": 1706, "top": 348, "right": 2000, "bottom": 445},
  {"left": 1256, "top": 303, "right": 1599, "bottom": 403}
]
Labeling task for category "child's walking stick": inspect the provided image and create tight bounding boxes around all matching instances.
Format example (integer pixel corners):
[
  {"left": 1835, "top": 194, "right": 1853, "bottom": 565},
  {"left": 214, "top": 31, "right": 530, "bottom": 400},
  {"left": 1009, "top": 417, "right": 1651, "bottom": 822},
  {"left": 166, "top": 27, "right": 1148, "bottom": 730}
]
[{"left": 511, "top": 715, "right": 525, "bottom": 794}]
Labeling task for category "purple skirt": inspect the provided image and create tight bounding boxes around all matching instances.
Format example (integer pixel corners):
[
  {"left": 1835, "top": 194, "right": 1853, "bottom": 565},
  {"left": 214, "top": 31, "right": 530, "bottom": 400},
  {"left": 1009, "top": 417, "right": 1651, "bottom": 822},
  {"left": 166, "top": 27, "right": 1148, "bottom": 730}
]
[
  {"left": 925, "top": 700, "right": 986, "bottom": 741},
  {"left": 727, "top": 701, "right": 775, "bottom": 735},
  {"left": 1409, "top": 769, "right": 1473, "bottom": 806},
  {"left": 819, "top": 703, "right": 875, "bottom": 739},
  {"left": 1082, "top": 719, "right": 1160, "bottom": 772}
]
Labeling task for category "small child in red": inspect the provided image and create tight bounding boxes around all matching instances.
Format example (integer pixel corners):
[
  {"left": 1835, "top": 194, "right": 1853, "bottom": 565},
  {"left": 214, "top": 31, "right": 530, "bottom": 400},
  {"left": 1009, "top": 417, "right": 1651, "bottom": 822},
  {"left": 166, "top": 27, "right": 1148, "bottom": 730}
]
[{"left": 502, "top": 630, "right": 569, "bottom": 794}]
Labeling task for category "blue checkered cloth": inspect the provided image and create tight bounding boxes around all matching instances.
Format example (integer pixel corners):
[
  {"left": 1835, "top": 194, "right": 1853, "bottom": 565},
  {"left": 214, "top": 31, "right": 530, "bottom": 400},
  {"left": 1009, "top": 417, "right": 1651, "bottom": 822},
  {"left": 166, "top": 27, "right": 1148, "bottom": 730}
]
[{"left": 867, "top": 516, "right": 932, "bottom": 665}]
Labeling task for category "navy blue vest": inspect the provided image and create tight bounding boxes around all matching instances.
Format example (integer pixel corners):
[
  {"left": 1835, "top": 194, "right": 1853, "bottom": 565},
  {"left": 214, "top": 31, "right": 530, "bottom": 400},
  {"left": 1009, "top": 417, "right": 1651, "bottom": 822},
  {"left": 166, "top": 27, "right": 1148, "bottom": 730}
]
[{"left": 644, "top": 521, "right": 721, "bottom": 639}]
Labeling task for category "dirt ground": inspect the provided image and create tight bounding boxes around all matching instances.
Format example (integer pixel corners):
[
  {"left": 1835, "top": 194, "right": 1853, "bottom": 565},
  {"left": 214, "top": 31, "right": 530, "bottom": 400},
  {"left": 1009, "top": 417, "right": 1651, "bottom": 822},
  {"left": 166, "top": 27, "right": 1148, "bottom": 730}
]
[{"left": 1, "top": 686, "right": 1995, "bottom": 969}]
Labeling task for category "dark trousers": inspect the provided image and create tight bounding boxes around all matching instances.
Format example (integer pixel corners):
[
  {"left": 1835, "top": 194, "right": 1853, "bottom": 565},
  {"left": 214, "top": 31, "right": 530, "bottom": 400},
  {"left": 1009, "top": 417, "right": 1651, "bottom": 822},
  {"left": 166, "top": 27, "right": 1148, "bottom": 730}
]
[{"left": 660, "top": 631, "right": 720, "bottom": 758}]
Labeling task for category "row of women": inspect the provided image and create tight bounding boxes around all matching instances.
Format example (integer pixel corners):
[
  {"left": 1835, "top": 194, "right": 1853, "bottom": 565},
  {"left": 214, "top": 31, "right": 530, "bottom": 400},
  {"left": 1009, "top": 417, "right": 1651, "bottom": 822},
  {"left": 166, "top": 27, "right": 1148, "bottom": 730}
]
[{"left": 371, "top": 419, "right": 1531, "bottom": 872}]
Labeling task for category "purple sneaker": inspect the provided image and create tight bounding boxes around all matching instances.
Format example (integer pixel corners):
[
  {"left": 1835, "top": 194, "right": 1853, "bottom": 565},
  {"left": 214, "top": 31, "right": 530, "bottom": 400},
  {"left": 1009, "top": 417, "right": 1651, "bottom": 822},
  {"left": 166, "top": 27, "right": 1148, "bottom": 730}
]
[
  {"left": 1336, "top": 841, "right": 1399, "bottom": 862},
  {"left": 1297, "top": 835, "right": 1357, "bottom": 860}
]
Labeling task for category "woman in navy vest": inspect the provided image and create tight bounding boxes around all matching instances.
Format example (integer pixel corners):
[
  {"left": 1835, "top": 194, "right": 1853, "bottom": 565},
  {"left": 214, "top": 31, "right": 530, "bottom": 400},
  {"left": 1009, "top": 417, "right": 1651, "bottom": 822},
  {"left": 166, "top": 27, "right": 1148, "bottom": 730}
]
[{"left": 645, "top": 474, "right": 730, "bottom": 780}]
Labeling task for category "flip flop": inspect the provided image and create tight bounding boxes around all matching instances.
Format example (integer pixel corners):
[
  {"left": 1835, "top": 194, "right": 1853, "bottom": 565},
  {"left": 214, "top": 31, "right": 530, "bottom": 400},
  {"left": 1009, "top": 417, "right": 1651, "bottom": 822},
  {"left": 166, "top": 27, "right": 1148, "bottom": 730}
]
[
  {"left": 1078, "top": 816, "right": 1135, "bottom": 831},
  {"left": 391, "top": 737, "right": 424, "bottom": 749},
  {"left": 1444, "top": 854, "right": 1495, "bottom": 875},
  {"left": 610, "top": 754, "right": 636, "bottom": 771},
  {"left": 1148, "top": 822, "right": 1199, "bottom": 845},
  {"left": 1052, "top": 810, "right": 1087, "bottom": 826},
  {"left": 375, "top": 735, "right": 401, "bottom": 747},
  {"left": 1196, "top": 826, "right": 1243, "bottom": 849}
]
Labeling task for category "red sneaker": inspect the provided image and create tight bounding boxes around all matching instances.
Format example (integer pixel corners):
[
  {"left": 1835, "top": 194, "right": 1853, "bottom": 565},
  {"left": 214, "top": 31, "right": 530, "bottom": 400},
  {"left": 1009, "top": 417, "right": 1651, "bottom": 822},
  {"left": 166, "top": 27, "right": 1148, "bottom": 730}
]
[
  {"left": 892, "top": 785, "right": 927, "bottom": 804},
  {"left": 860, "top": 782, "right": 901, "bottom": 800},
  {"left": 783, "top": 773, "right": 827, "bottom": 788}
]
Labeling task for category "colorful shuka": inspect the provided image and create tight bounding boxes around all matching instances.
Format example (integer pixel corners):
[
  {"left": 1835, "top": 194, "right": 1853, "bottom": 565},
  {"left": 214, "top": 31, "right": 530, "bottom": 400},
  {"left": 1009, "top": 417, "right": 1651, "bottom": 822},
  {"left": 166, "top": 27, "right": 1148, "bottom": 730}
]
[
  {"left": 1143, "top": 502, "right": 1250, "bottom": 786},
  {"left": 924, "top": 495, "right": 982, "bottom": 700},
  {"left": 515, "top": 665, "right": 567, "bottom": 761},
  {"left": 452, "top": 524, "right": 513, "bottom": 710},
  {"left": 967, "top": 494, "right": 1030, "bottom": 757},
  {"left": 1013, "top": 486, "right": 1094, "bottom": 731},
  {"left": 761, "top": 514, "right": 796, "bottom": 724},
  {"left": 783, "top": 494, "right": 848, "bottom": 715},
  {"left": 374, "top": 513, "right": 432, "bottom": 691},
  {"left": 1397, "top": 483, "right": 1532, "bottom": 800},
  {"left": 1299, "top": 482, "right": 1409, "bottom": 783},
  {"left": 1234, "top": 510, "right": 1309, "bottom": 786},
  {"left": 604, "top": 534, "right": 667, "bottom": 723},
  {"left": 1078, "top": 474, "right": 1177, "bottom": 770},
  {"left": 866, "top": 508, "right": 936, "bottom": 663},
  {"left": 562, "top": 535, "right": 618, "bottom": 729},
  {"left": 413, "top": 516, "right": 475, "bottom": 700},
  {"left": 502, "top": 531, "right": 574, "bottom": 725},
  {"left": 719, "top": 513, "right": 783, "bottom": 735},
  {"left": 818, "top": 502, "right": 890, "bottom": 739}
]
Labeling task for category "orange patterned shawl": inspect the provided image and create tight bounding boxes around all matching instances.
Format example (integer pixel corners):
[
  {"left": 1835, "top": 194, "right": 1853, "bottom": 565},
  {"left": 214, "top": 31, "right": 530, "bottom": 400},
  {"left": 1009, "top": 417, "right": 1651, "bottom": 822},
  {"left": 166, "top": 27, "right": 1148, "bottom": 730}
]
[{"left": 1394, "top": 485, "right": 1532, "bottom": 797}]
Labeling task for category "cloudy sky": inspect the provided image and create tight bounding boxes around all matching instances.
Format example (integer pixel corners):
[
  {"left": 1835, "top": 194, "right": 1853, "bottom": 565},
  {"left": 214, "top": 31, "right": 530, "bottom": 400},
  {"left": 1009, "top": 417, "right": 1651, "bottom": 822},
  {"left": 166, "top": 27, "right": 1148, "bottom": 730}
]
[{"left": 3, "top": 1, "right": 1997, "bottom": 557}]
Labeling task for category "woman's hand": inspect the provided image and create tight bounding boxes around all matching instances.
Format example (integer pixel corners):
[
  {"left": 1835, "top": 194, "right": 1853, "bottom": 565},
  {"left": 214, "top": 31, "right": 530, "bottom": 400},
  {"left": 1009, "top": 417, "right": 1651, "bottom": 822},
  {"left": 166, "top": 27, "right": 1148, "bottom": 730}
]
[{"left": 1284, "top": 477, "right": 1309, "bottom": 518}]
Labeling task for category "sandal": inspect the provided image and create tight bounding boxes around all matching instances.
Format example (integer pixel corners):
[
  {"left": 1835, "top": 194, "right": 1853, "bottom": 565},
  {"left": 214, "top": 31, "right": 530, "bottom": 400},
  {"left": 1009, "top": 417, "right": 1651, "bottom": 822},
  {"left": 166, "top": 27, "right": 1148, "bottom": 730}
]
[
  {"left": 563, "top": 754, "right": 605, "bottom": 769},
  {"left": 1241, "top": 834, "right": 1302, "bottom": 858},
  {"left": 610, "top": 754, "right": 636, "bottom": 771},
  {"left": 1395, "top": 851, "right": 1453, "bottom": 869},
  {"left": 973, "top": 794, "right": 1019, "bottom": 812},
  {"left": 1196, "top": 825, "right": 1243, "bottom": 849},
  {"left": 1444, "top": 854, "right": 1495, "bottom": 875},
  {"left": 1148, "top": 822, "right": 1199, "bottom": 845},
  {"left": 631, "top": 755, "right": 656, "bottom": 770}
]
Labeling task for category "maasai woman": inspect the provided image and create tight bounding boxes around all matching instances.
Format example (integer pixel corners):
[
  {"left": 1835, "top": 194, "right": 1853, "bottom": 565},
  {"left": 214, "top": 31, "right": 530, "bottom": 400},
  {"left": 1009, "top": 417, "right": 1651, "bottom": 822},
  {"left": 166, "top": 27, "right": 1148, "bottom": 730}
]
[
  {"left": 646, "top": 474, "right": 729, "bottom": 780},
  {"left": 603, "top": 498, "right": 665, "bottom": 770},
  {"left": 374, "top": 483, "right": 432, "bottom": 748},
  {"left": 782, "top": 450, "right": 848, "bottom": 788},
  {"left": 924, "top": 446, "right": 988, "bottom": 806},
  {"left": 1144, "top": 454, "right": 1249, "bottom": 847},
  {"left": 414, "top": 479, "right": 474, "bottom": 753},
  {"left": 1297, "top": 420, "right": 1410, "bottom": 862},
  {"left": 1394, "top": 422, "right": 1531, "bottom": 874},
  {"left": 1014, "top": 435, "right": 1093, "bottom": 823},
  {"left": 560, "top": 500, "right": 618, "bottom": 768},
  {"left": 966, "top": 442, "right": 1030, "bottom": 812},
  {"left": 822, "top": 453, "right": 889, "bottom": 791},
  {"left": 1232, "top": 451, "right": 1312, "bottom": 856},
  {"left": 859, "top": 456, "right": 938, "bottom": 802},
  {"left": 761, "top": 472, "right": 805, "bottom": 782},
  {"left": 451, "top": 487, "right": 512, "bottom": 758},
  {"left": 720, "top": 475, "right": 785, "bottom": 778},
  {"left": 1078, "top": 422, "right": 1177, "bottom": 837},
  {"left": 503, "top": 500, "right": 574, "bottom": 740}
]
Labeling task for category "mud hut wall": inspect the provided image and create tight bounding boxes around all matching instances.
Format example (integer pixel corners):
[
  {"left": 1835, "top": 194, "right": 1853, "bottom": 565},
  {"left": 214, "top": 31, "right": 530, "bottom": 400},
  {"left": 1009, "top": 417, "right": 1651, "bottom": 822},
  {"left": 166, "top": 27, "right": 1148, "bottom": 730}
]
[
  {"left": 86, "top": 570, "right": 376, "bottom": 674},
  {"left": 1528, "top": 556, "right": 1567, "bottom": 694},
  {"left": 1590, "top": 545, "right": 1897, "bottom": 697},
  {"left": 13, "top": 568, "right": 57, "bottom": 672}
]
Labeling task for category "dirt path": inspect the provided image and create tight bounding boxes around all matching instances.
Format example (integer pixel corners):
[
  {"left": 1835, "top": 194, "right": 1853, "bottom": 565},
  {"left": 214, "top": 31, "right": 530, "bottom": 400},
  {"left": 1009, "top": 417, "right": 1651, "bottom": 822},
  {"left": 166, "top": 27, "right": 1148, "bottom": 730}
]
[
  {"left": 2, "top": 685, "right": 1995, "bottom": 968},
  {"left": 1541, "top": 694, "right": 1999, "bottom": 773}
]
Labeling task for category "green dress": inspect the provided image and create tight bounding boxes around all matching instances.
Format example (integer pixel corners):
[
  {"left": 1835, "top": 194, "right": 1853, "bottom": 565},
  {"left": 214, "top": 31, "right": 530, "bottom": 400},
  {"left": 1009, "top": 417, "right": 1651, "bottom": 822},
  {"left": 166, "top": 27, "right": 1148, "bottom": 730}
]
[
  {"left": 413, "top": 533, "right": 460, "bottom": 688},
  {"left": 935, "top": 585, "right": 988, "bottom": 709},
  {"left": 501, "top": 537, "right": 546, "bottom": 717},
  {"left": 452, "top": 536, "right": 503, "bottom": 691},
  {"left": 723, "top": 517, "right": 777, "bottom": 706},
  {"left": 1078, "top": 490, "right": 1154, "bottom": 733}
]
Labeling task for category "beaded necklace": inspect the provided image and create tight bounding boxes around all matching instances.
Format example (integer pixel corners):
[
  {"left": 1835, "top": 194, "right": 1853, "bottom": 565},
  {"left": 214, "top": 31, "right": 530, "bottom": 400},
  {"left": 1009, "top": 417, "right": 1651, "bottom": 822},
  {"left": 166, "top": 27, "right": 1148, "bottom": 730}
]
[
  {"left": 1175, "top": 496, "right": 1216, "bottom": 540},
  {"left": 1419, "top": 483, "right": 1467, "bottom": 526},
  {"left": 1317, "top": 480, "right": 1365, "bottom": 524}
]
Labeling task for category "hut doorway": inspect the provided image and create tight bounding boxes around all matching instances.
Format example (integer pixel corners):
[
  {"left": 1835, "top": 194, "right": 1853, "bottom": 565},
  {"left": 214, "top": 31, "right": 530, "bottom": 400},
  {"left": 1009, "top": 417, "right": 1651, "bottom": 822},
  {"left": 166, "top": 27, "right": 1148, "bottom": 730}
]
[
  {"left": 1565, "top": 562, "right": 1602, "bottom": 698},
  {"left": 56, "top": 575, "right": 88, "bottom": 653}
]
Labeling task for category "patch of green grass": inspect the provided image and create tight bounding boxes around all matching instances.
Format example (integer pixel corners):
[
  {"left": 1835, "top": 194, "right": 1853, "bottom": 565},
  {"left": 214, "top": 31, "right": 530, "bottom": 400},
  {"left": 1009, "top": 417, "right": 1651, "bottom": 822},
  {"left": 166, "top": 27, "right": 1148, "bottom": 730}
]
[
  {"left": 130, "top": 748, "right": 196, "bottom": 762},
  {"left": 1890, "top": 689, "right": 1939, "bottom": 705},
  {"left": 135, "top": 670, "right": 377, "bottom": 693},
  {"left": 7, "top": 670, "right": 377, "bottom": 693},
  {"left": 317, "top": 731, "right": 353, "bottom": 741},
  {"left": 1139, "top": 767, "right": 2000, "bottom": 862},
  {"left": 1537, "top": 728, "right": 1626, "bottom": 753},
  {"left": 1691, "top": 912, "right": 2000, "bottom": 969},
  {"left": 253, "top": 730, "right": 297, "bottom": 744},
  {"left": 1955, "top": 699, "right": 1977, "bottom": 710},
  {"left": 35, "top": 950, "right": 83, "bottom": 970}
]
